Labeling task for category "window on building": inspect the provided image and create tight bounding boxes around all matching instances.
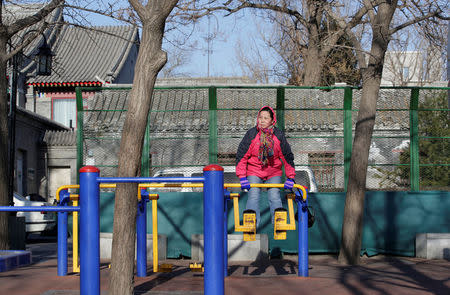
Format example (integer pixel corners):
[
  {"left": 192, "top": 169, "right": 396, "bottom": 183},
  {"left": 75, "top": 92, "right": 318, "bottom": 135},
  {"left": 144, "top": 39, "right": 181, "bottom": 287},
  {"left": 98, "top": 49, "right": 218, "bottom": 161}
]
[{"left": 53, "top": 98, "right": 76, "bottom": 128}]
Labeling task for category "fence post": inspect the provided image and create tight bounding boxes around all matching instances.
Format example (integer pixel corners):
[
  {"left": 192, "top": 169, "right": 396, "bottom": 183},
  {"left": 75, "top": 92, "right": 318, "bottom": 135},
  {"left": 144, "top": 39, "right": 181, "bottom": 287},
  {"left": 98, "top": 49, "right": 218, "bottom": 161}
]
[
  {"left": 142, "top": 123, "right": 151, "bottom": 177},
  {"left": 76, "top": 87, "right": 84, "bottom": 183},
  {"left": 208, "top": 86, "right": 218, "bottom": 164},
  {"left": 343, "top": 87, "right": 353, "bottom": 191},
  {"left": 203, "top": 165, "right": 224, "bottom": 295},
  {"left": 276, "top": 86, "right": 285, "bottom": 131},
  {"left": 79, "top": 166, "right": 100, "bottom": 295},
  {"left": 409, "top": 88, "right": 420, "bottom": 191}
]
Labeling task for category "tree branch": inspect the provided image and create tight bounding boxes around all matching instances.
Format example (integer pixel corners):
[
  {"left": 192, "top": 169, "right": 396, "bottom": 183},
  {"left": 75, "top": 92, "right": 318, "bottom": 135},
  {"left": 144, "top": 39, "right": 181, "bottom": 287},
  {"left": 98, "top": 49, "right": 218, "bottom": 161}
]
[
  {"left": 6, "top": 0, "right": 64, "bottom": 37},
  {"left": 5, "top": 26, "right": 48, "bottom": 62},
  {"left": 391, "top": 10, "right": 446, "bottom": 34},
  {"left": 128, "top": 0, "right": 147, "bottom": 20},
  {"left": 189, "top": 1, "right": 308, "bottom": 28}
]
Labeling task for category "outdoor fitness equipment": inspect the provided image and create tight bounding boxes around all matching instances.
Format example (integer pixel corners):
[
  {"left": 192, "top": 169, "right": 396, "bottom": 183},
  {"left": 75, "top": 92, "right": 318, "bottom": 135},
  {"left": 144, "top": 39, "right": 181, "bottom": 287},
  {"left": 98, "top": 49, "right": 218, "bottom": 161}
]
[
  {"left": 55, "top": 184, "right": 160, "bottom": 276},
  {"left": 0, "top": 165, "right": 310, "bottom": 295}
]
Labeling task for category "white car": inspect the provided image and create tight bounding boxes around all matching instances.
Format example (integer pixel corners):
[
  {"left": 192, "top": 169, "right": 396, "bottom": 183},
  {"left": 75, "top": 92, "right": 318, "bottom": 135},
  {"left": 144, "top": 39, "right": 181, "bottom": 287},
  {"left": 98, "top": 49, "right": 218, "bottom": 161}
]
[
  {"left": 151, "top": 165, "right": 318, "bottom": 193},
  {"left": 13, "top": 192, "right": 56, "bottom": 234}
]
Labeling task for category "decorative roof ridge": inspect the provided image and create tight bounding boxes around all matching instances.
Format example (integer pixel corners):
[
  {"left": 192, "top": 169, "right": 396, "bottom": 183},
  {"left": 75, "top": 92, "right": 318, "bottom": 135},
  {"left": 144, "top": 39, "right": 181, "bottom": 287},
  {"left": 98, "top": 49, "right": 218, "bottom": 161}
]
[
  {"left": 43, "top": 130, "right": 77, "bottom": 146},
  {"left": 28, "top": 81, "right": 103, "bottom": 87}
]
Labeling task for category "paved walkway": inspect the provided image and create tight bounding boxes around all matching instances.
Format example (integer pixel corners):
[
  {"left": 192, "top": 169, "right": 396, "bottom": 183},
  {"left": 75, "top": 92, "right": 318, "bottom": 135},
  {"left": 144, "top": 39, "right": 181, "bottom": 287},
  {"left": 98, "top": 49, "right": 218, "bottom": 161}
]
[{"left": 1, "top": 239, "right": 449, "bottom": 295}]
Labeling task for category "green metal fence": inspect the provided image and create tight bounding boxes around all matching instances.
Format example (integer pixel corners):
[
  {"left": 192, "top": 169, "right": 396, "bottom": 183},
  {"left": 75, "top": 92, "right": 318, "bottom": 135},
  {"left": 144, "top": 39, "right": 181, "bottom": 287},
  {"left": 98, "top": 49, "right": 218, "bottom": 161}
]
[{"left": 76, "top": 86, "right": 449, "bottom": 192}]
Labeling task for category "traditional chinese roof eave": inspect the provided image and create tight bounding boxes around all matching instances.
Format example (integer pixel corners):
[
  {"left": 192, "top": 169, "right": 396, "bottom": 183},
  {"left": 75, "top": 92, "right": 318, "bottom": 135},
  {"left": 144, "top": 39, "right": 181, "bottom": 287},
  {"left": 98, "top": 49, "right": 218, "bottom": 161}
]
[{"left": 28, "top": 81, "right": 104, "bottom": 87}]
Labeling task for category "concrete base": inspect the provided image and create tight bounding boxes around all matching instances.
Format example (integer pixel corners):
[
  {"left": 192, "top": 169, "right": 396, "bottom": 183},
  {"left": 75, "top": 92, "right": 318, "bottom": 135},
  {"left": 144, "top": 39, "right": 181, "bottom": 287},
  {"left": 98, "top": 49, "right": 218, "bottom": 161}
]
[
  {"left": 416, "top": 233, "right": 450, "bottom": 259},
  {"left": 0, "top": 250, "right": 31, "bottom": 272},
  {"left": 191, "top": 234, "right": 268, "bottom": 262},
  {"left": 100, "top": 232, "right": 167, "bottom": 260}
]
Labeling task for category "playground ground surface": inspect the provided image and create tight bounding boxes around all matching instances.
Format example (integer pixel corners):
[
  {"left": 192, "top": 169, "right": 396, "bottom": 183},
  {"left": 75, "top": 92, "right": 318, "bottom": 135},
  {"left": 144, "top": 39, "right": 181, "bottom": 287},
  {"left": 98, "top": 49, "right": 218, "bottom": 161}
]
[{"left": 1, "top": 236, "right": 449, "bottom": 295}]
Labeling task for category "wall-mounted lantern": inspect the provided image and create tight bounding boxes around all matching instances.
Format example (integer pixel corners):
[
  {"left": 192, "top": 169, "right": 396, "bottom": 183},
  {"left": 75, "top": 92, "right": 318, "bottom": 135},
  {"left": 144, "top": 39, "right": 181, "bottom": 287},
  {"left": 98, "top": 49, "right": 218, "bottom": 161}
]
[{"left": 36, "top": 37, "right": 53, "bottom": 75}]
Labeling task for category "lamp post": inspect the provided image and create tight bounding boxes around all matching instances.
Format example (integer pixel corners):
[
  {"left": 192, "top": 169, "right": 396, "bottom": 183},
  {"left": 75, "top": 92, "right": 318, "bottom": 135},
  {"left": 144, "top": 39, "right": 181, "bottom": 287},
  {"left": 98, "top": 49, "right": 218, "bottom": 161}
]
[{"left": 8, "top": 34, "right": 53, "bottom": 206}]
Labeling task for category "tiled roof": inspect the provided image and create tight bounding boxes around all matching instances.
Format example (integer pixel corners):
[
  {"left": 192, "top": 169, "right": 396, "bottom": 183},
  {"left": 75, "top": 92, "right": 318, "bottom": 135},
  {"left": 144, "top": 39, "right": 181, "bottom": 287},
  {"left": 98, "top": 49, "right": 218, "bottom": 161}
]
[
  {"left": 155, "top": 77, "right": 257, "bottom": 86},
  {"left": 16, "top": 106, "right": 69, "bottom": 130},
  {"left": 4, "top": 3, "right": 63, "bottom": 74},
  {"left": 3, "top": 3, "right": 49, "bottom": 24},
  {"left": 28, "top": 25, "right": 139, "bottom": 85},
  {"left": 43, "top": 130, "right": 77, "bottom": 146},
  {"left": 82, "top": 86, "right": 411, "bottom": 135}
]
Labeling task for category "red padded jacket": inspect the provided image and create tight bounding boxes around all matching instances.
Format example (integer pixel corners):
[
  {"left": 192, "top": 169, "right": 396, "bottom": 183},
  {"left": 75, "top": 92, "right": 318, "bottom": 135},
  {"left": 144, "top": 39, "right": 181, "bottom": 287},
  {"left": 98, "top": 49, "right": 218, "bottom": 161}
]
[{"left": 235, "top": 107, "right": 295, "bottom": 180}]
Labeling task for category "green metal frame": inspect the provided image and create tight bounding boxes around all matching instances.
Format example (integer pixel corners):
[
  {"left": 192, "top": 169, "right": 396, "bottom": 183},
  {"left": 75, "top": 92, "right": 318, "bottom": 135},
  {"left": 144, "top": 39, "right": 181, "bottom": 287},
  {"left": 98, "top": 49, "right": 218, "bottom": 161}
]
[
  {"left": 75, "top": 87, "right": 84, "bottom": 183},
  {"left": 343, "top": 87, "right": 353, "bottom": 191},
  {"left": 208, "top": 86, "right": 218, "bottom": 164},
  {"left": 409, "top": 88, "right": 420, "bottom": 191}
]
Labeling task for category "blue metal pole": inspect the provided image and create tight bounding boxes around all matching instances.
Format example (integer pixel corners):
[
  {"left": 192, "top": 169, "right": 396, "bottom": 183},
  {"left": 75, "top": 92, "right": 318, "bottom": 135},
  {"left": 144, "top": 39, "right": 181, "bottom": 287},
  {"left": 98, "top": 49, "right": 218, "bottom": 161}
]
[
  {"left": 136, "top": 193, "right": 147, "bottom": 277},
  {"left": 297, "top": 197, "right": 309, "bottom": 277},
  {"left": 223, "top": 196, "right": 228, "bottom": 277},
  {"left": 79, "top": 166, "right": 100, "bottom": 295},
  {"left": 0, "top": 206, "right": 79, "bottom": 212},
  {"left": 203, "top": 165, "right": 224, "bottom": 295},
  {"left": 57, "top": 189, "right": 69, "bottom": 276}
]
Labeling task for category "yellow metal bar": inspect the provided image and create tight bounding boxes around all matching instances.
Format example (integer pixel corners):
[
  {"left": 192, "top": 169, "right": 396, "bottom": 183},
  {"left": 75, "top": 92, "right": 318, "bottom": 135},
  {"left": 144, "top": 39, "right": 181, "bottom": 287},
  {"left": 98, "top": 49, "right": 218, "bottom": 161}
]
[
  {"left": 224, "top": 183, "right": 308, "bottom": 201},
  {"left": 57, "top": 183, "right": 307, "bottom": 199},
  {"left": 100, "top": 183, "right": 117, "bottom": 188},
  {"left": 55, "top": 185, "right": 80, "bottom": 201},
  {"left": 276, "top": 196, "right": 296, "bottom": 231},
  {"left": 152, "top": 197, "right": 158, "bottom": 273},
  {"left": 231, "top": 195, "right": 254, "bottom": 232},
  {"left": 294, "top": 184, "right": 308, "bottom": 201},
  {"left": 139, "top": 183, "right": 204, "bottom": 188},
  {"left": 72, "top": 198, "right": 80, "bottom": 273},
  {"left": 138, "top": 186, "right": 142, "bottom": 201}
]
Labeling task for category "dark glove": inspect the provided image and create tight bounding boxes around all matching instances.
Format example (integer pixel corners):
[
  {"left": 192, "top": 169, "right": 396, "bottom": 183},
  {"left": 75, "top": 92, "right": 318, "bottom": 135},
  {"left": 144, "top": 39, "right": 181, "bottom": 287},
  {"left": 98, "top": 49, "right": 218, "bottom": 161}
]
[
  {"left": 240, "top": 177, "right": 251, "bottom": 190},
  {"left": 284, "top": 178, "right": 295, "bottom": 190}
]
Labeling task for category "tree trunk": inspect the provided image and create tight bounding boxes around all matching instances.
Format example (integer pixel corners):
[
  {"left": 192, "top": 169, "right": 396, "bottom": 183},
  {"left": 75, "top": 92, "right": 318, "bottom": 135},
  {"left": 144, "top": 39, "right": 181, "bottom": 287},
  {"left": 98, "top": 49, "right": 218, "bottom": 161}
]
[
  {"left": 0, "top": 34, "right": 10, "bottom": 250},
  {"left": 108, "top": 1, "right": 178, "bottom": 294},
  {"left": 303, "top": 45, "right": 323, "bottom": 86},
  {"left": 302, "top": 8, "right": 323, "bottom": 87},
  {"left": 338, "top": 2, "right": 395, "bottom": 264},
  {"left": 0, "top": 0, "right": 63, "bottom": 251},
  {"left": 338, "top": 68, "right": 380, "bottom": 264}
]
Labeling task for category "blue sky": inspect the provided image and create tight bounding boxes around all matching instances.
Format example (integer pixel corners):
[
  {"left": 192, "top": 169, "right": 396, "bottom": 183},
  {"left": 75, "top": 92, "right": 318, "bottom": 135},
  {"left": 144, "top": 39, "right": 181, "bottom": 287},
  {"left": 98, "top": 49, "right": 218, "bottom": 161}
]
[
  {"left": 86, "top": 5, "right": 273, "bottom": 78},
  {"left": 176, "top": 14, "right": 244, "bottom": 77},
  {"left": 165, "top": 10, "right": 278, "bottom": 79}
]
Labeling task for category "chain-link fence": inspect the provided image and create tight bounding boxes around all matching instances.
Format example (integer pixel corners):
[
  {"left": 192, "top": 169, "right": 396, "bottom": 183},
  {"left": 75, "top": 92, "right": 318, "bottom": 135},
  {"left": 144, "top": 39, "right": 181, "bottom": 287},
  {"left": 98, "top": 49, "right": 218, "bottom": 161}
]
[{"left": 76, "top": 86, "right": 449, "bottom": 192}]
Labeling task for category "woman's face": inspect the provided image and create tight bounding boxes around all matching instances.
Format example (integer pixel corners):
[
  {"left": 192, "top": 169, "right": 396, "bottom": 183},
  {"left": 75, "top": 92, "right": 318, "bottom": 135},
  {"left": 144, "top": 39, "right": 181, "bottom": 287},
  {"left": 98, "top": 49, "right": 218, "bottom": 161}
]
[{"left": 258, "top": 110, "right": 274, "bottom": 129}]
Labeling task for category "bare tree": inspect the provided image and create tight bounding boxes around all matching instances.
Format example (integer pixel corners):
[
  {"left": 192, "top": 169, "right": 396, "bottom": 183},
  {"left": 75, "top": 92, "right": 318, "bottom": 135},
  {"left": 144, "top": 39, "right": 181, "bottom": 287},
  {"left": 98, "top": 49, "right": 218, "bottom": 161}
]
[
  {"left": 194, "top": 0, "right": 370, "bottom": 86},
  {"left": 159, "top": 46, "right": 190, "bottom": 77},
  {"left": 326, "top": 0, "right": 448, "bottom": 265},
  {"left": 108, "top": 1, "right": 178, "bottom": 294},
  {"left": 383, "top": 27, "right": 446, "bottom": 86},
  {"left": 263, "top": 12, "right": 361, "bottom": 85},
  {"left": 0, "top": 0, "right": 65, "bottom": 250},
  {"left": 234, "top": 38, "right": 272, "bottom": 83}
]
